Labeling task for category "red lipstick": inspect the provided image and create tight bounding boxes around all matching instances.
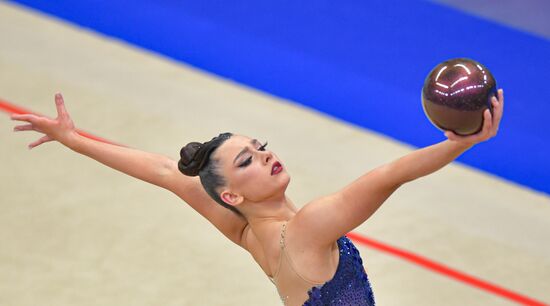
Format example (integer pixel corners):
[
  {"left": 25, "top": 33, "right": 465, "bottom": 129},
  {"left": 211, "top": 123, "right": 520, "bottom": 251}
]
[{"left": 271, "top": 162, "right": 283, "bottom": 175}]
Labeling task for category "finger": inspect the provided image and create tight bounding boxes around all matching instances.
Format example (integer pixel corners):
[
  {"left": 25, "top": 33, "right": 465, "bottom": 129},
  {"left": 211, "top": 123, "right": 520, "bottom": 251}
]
[
  {"left": 497, "top": 88, "right": 504, "bottom": 116},
  {"left": 492, "top": 96, "right": 503, "bottom": 127},
  {"left": 10, "top": 113, "right": 40, "bottom": 123},
  {"left": 482, "top": 108, "right": 493, "bottom": 135},
  {"left": 13, "top": 124, "right": 35, "bottom": 132},
  {"left": 457, "top": 110, "right": 492, "bottom": 143},
  {"left": 55, "top": 93, "right": 69, "bottom": 119},
  {"left": 28, "top": 135, "right": 53, "bottom": 149},
  {"left": 498, "top": 88, "right": 504, "bottom": 106}
]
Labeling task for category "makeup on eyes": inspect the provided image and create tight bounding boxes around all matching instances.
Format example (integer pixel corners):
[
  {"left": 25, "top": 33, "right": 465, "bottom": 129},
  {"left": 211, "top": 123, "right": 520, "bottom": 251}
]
[{"left": 238, "top": 142, "right": 268, "bottom": 168}]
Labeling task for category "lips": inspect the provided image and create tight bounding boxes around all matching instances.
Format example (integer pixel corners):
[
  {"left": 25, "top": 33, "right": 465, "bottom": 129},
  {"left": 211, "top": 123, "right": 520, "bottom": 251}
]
[{"left": 271, "top": 161, "right": 283, "bottom": 175}]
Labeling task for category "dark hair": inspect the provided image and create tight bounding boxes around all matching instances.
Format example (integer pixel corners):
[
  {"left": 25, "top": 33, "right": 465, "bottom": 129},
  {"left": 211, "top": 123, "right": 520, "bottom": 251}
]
[{"left": 178, "top": 133, "right": 241, "bottom": 215}]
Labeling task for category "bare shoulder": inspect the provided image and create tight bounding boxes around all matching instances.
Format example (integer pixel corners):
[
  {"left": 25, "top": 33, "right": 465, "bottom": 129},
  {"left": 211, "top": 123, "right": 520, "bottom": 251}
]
[
  {"left": 287, "top": 165, "right": 399, "bottom": 246},
  {"left": 284, "top": 215, "right": 341, "bottom": 282},
  {"left": 243, "top": 218, "right": 339, "bottom": 281},
  {"left": 242, "top": 225, "right": 279, "bottom": 277},
  {"left": 289, "top": 194, "right": 345, "bottom": 248}
]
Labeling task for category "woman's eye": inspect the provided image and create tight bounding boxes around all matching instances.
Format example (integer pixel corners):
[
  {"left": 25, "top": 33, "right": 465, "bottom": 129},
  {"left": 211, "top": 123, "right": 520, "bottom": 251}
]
[
  {"left": 239, "top": 157, "right": 252, "bottom": 167},
  {"left": 238, "top": 142, "right": 267, "bottom": 167}
]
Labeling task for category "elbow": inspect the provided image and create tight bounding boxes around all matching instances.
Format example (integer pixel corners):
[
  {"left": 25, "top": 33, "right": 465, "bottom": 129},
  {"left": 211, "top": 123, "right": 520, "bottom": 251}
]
[
  {"left": 155, "top": 158, "right": 179, "bottom": 188},
  {"left": 377, "top": 163, "right": 405, "bottom": 190},
  {"left": 160, "top": 157, "right": 178, "bottom": 177}
]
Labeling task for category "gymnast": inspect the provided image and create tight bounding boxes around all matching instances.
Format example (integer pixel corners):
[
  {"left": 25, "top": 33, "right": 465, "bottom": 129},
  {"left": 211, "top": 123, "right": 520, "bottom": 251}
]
[{"left": 11, "top": 89, "right": 503, "bottom": 305}]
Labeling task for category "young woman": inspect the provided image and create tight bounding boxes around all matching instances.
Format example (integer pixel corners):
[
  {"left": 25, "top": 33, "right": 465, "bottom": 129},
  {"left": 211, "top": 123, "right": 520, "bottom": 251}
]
[{"left": 11, "top": 90, "right": 504, "bottom": 305}]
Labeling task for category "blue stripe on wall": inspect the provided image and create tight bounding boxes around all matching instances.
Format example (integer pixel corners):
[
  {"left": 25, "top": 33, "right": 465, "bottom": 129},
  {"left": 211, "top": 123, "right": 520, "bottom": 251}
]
[{"left": 8, "top": 0, "right": 550, "bottom": 195}]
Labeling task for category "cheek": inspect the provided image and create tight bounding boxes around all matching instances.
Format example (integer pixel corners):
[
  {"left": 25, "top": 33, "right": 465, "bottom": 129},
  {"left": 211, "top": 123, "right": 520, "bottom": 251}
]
[
  {"left": 237, "top": 167, "right": 272, "bottom": 192},
  {"left": 231, "top": 166, "right": 263, "bottom": 188},
  {"left": 245, "top": 166, "right": 268, "bottom": 185}
]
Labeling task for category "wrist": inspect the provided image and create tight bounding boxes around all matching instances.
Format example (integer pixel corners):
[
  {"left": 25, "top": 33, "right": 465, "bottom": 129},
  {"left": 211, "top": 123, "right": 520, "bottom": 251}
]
[
  {"left": 446, "top": 139, "right": 474, "bottom": 152},
  {"left": 63, "top": 130, "right": 83, "bottom": 150}
]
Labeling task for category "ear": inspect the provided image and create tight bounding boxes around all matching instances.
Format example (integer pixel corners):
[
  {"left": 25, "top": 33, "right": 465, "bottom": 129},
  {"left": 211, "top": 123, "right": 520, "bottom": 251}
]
[{"left": 220, "top": 190, "right": 244, "bottom": 207}]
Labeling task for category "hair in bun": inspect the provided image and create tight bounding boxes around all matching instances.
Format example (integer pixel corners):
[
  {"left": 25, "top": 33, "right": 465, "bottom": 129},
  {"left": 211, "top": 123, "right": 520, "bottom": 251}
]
[
  {"left": 178, "top": 142, "right": 204, "bottom": 176},
  {"left": 178, "top": 133, "right": 232, "bottom": 176},
  {"left": 178, "top": 133, "right": 241, "bottom": 215}
]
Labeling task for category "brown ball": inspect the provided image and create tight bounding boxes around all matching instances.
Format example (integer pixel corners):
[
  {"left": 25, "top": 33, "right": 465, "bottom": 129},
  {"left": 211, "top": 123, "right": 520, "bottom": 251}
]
[{"left": 421, "top": 58, "right": 497, "bottom": 135}]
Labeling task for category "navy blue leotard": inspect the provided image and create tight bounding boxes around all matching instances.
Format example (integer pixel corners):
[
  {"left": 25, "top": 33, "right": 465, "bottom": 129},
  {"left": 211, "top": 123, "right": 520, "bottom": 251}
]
[
  {"left": 270, "top": 222, "right": 375, "bottom": 305},
  {"left": 302, "top": 236, "right": 375, "bottom": 305}
]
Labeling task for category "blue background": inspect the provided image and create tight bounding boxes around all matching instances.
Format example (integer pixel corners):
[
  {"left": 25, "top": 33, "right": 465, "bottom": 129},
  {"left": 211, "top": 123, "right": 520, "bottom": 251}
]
[{"left": 9, "top": 0, "right": 550, "bottom": 195}]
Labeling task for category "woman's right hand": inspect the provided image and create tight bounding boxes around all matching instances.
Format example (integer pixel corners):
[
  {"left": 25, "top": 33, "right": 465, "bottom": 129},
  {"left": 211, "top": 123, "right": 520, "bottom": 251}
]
[
  {"left": 444, "top": 89, "right": 504, "bottom": 145},
  {"left": 12, "top": 93, "right": 78, "bottom": 149}
]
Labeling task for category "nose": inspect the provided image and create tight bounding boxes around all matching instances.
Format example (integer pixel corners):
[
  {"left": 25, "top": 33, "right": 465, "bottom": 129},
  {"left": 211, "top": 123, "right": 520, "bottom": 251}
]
[{"left": 261, "top": 150, "right": 272, "bottom": 165}]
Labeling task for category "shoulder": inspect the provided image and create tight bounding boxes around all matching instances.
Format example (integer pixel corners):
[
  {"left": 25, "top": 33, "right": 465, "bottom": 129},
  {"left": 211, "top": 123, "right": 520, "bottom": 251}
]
[
  {"left": 289, "top": 194, "right": 345, "bottom": 248},
  {"left": 241, "top": 223, "right": 283, "bottom": 278},
  {"left": 283, "top": 217, "right": 342, "bottom": 283}
]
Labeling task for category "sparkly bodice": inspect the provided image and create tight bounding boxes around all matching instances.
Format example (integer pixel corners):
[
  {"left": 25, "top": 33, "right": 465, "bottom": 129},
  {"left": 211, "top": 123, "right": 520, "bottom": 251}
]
[
  {"left": 269, "top": 222, "right": 376, "bottom": 306},
  {"left": 302, "top": 236, "right": 375, "bottom": 306}
]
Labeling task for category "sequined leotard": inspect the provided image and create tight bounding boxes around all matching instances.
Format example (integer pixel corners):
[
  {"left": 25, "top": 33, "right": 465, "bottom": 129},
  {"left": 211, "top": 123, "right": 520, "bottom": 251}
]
[{"left": 269, "top": 223, "right": 375, "bottom": 306}]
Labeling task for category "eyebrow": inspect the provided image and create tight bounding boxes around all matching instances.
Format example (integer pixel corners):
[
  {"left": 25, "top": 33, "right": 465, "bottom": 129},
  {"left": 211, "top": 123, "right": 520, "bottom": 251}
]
[{"left": 233, "top": 139, "right": 260, "bottom": 164}]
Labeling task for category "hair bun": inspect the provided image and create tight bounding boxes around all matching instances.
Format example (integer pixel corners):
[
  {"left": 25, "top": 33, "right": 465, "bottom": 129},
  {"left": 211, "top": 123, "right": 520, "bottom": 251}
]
[
  {"left": 178, "top": 142, "right": 204, "bottom": 176},
  {"left": 178, "top": 133, "right": 232, "bottom": 177}
]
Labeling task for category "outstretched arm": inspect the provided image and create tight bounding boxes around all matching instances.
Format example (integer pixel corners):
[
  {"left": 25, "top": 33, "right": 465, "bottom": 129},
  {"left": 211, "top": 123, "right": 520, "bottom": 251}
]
[
  {"left": 294, "top": 89, "right": 504, "bottom": 247},
  {"left": 11, "top": 93, "right": 248, "bottom": 246}
]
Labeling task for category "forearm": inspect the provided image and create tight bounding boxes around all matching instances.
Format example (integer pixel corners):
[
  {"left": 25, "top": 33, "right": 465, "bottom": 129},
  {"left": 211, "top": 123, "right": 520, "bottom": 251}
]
[
  {"left": 388, "top": 140, "right": 473, "bottom": 185},
  {"left": 66, "top": 132, "right": 175, "bottom": 188}
]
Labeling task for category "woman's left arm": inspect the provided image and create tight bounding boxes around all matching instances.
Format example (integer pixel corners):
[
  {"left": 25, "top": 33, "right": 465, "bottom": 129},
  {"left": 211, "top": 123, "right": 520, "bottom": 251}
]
[{"left": 294, "top": 89, "right": 504, "bottom": 247}]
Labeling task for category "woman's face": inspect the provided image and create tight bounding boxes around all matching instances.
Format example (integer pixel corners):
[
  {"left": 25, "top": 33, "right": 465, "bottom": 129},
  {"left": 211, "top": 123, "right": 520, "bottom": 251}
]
[{"left": 214, "top": 135, "right": 290, "bottom": 205}]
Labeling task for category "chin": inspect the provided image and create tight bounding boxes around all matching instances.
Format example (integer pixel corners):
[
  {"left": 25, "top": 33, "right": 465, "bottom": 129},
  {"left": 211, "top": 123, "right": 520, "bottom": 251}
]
[
  {"left": 282, "top": 173, "right": 291, "bottom": 188},
  {"left": 259, "top": 177, "right": 290, "bottom": 202},
  {"left": 276, "top": 174, "right": 291, "bottom": 194}
]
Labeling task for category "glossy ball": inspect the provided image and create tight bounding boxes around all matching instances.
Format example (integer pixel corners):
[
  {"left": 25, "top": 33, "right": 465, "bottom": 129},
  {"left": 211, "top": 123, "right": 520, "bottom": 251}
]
[{"left": 421, "top": 58, "right": 497, "bottom": 135}]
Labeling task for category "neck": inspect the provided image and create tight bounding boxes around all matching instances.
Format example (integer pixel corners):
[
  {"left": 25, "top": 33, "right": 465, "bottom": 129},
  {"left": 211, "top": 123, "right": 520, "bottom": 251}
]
[{"left": 240, "top": 194, "right": 297, "bottom": 246}]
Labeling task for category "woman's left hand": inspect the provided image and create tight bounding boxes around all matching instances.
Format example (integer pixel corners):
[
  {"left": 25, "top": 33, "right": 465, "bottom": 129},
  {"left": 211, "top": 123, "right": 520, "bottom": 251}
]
[
  {"left": 11, "top": 93, "right": 78, "bottom": 149},
  {"left": 444, "top": 88, "right": 504, "bottom": 145}
]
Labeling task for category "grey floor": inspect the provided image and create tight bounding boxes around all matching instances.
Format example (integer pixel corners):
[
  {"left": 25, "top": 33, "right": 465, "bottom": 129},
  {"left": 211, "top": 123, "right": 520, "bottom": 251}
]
[
  {"left": 430, "top": 0, "right": 550, "bottom": 39},
  {"left": 1, "top": 2, "right": 549, "bottom": 305}
]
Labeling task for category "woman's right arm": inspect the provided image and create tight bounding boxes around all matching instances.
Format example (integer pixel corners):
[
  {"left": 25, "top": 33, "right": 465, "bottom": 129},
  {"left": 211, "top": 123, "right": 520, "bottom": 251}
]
[
  {"left": 11, "top": 93, "right": 249, "bottom": 246},
  {"left": 293, "top": 90, "right": 504, "bottom": 247}
]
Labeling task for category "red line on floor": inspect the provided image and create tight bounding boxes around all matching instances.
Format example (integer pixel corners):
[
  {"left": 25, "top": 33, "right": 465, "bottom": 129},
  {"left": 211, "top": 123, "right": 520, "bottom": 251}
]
[
  {"left": 1, "top": 98, "right": 547, "bottom": 306},
  {"left": 346, "top": 233, "right": 546, "bottom": 306}
]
